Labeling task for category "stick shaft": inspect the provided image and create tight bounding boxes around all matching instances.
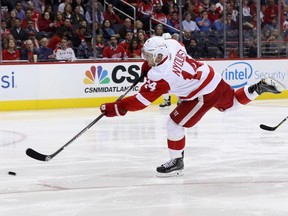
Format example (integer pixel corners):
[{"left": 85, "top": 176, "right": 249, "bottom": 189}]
[{"left": 26, "top": 74, "right": 145, "bottom": 161}]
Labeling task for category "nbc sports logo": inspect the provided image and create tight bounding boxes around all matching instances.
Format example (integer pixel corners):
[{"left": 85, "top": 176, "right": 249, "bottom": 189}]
[{"left": 83, "top": 66, "right": 110, "bottom": 84}]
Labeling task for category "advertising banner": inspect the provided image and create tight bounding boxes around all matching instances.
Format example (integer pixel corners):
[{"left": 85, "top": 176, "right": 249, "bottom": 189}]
[{"left": 0, "top": 59, "right": 287, "bottom": 110}]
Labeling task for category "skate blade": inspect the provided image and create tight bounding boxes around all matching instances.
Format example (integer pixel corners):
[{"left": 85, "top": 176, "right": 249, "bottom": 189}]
[
  {"left": 156, "top": 169, "right": 183, "bottom": 178},
  {"left": 266, "top": 77, "right": 286, "bottom": 92}
]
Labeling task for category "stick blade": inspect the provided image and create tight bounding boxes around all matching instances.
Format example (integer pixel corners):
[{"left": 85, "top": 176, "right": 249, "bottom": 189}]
[
  {"left": 26, "top": 148, "right": 51, "bottom": 161},
  {"left": 259, "top": 124, "right": 276, "bottom": 131}
]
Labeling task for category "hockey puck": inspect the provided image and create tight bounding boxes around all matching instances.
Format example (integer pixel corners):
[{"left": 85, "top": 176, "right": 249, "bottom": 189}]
[{"left": 8, "top": 171, "right": 16, "bottom": 176}]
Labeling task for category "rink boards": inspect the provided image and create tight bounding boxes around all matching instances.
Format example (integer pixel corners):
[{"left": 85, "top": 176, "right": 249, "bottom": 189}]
[{"left": 0, "top": 59, "right": 288, "bottom": 111}]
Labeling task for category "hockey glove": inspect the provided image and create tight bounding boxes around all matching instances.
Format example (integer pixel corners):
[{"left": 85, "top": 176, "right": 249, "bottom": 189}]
[{"left": 100, "top": 102, "right": 127, "bottom": 117}]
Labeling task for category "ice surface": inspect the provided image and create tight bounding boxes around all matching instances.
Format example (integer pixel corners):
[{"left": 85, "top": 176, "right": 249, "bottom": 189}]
[{"left": 1, "top": 100, "right": 288, "bottom": 216}]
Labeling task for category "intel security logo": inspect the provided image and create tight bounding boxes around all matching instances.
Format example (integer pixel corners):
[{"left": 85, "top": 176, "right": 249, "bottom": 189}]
[{"left": 221, "top": 62, "right": 253, "bottom": 89}]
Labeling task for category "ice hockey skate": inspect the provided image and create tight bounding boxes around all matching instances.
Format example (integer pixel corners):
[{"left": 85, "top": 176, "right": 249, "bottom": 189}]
[
  {"left": 159, "top": 96, "right": 171, "bottom": 108},
  {"left": 248, "top": 77, "right": 286, "bottom": 95},
  {"left": 156, "top": 152, "right": 184, "bottom": 177}
]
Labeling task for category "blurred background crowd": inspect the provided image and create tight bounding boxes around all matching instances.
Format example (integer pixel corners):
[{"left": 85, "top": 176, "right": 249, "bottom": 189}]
[{"left": 0, "top": 0, "right": 288, "bottom": 62}]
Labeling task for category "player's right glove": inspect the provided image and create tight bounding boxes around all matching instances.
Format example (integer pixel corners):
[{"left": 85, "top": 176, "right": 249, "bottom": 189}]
[{"left": 100, "top": 102, "right": 127, "bottom": 117}]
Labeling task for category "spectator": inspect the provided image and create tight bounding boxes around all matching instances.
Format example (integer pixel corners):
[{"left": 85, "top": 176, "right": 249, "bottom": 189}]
[
  {"left": 126, "top": 37, "right": 142, "bottom": 58},
  {"left": 195, "top": 10, "right": 212, "bottom": 32},
  {"left": 71, "top": 5, "right": 86, "bottom": 26},
  {"left": 102, "top": 19, "right": 119, "bottom": 42},
  {"left": 1, "top": 20, "right": 11, "bottom": 39},
  {"left": 71, "top": 25, "right": 87, "bottom": 48},
  {"left": 90, "top": 21, "right": 103, "bottom": 37},
  {"left": 71, "top": 0, "right": 85, "bottom": 15},
  {"left": 119, "top": 31, "right": 133, "bottom": 51},
  {"left": 182, "top": 12, "right": 200, "bottom": 33},
  {"left": 152, "top": 3, "right": 167, "bottom": 26},
  {"left": 38, "top": 37, "right": 54, "bottom": 61},
  {"left": 103, "top": 4, "right": 123, "bottom": 29},
  {"left": 263, "top": 0, "right": 278, "bottom": 29},
  {"left": 24, "top": 20, "right": 39, "bottom": 37},
  {"left": 2, "top": 37, "right": 20, "bottom": 60},
  {"left": 225, "top": 13, "right": 238, "bottom": 31},
  {"left": 55, "top": 37, "right": 76, "bottom": 62},
  {"left": 54, "top": 11, "right": 64, "bottom": 28},
  {"left": 20, "top": 39, "right": 39, "bottom": 61},
  {"left": 166, "top": 4, "right": 178, "bottom": 20},
  {"left": 153, "top": 24, "right": 164, "bottom": 36},
  {"left": 216, "top": 0, "right": 225, "bottom": 13},
  {"left": 226, "top": 2, "right": 239, "bottom": 22},
  {"left": 27, "top": 32, "right": 40, "bottom": 49},
  {"left": 95, "top": 34, "right": 105, "bottom": 58},
  {"left": 48, "top": 28, "right": 65, "bottom": 50},
  {"left": 77, "top": 34, "right": 94, "bottom": 59},
  {"left": 10, "top": 18, "right": 28, "bottom": 47},
  {"left": 85, "top": 0, "right": 104, "bottom": 13},
  {"left": 202, "top": 0, "right": 211, "bottom": 11},
  {"left": 242, "top": 0, "right": 252, "bottom": 23},
  {"left": 21, "top": 9, "right": 37, "bottom": 30},
  {"left": 28, "top": 0, "right": 44, "bottom": 15},
  {"left": 44, "top": 4, "right": 55, "bottom": 20},
  {"left": 267, "top": 29, "right": 286, "bottom": 56},
  {"left": 264, "top": 17, "right": 278, "bottom": 32},
  {"left": 137, "top": 29, "right": 147, "bottom": 49},
  {"left": 118, "top": 18, "right": 133, "bottom": 39},
  {"left": 102, "top": 35, "right": 127, "bottom": 59},
  {"left": 167, "top": 11, "right": 180, "bottom": 34},
  {"left": 182, "top": 29, "right": 192, "bottom": 48},
  {"left": 138, "top": 0, "right": 153, "bottom": 31},
  {"left": 192, "top": 0, "right": 204, "bottom": 17},
  {"left": 56, "top": 18, "right": 73, "bottom": 40},
  {"left": 186, "top": 38, "right": 205, "bottom": 58},
  {"left": 208, "top": 3, "right": 219, "bottom": 24},
  {"left": 134, "top": 20, "right": 145, "bottom": 34},
  {"left": 38, "top": 11, "right": 56, "bottom": 37},
  {"left": 58, "top": 0, "right": 71, "bottom": 13},
  {"left": 6, "top": 10, "right": 17, "bottom": 29},
  {"left": 14, "top": 1, "right": 25, "bottom": 21},
  {"left": 213, "top": 12, "right": 224, "bottom": 32},
  {"left": 162, "top": 0, "right": 178, "bottom": 15},
  {"left": 63, "top": 3, "right": 73, "bottom": 20},
  {"left": 85, "top": 1, "right": 104, "bottom": 27},
  {"left": 184, "top": 3, "right": 196, "bottom": 19},
  {"left": 26, "top": 1, "right": 41, "bottom": 22},
  {"left": 171, "top": 32, "right": 180, "bottom": 41}
]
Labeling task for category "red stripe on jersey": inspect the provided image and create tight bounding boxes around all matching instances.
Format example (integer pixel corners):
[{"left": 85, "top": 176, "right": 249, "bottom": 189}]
[
  {"left": 168, "top": 136, "right": 185, "bottom": 150},
  {"left": 120, "top": 95, "right": 147, "bottom": 111},
  {"left": 180, "top": 66, "right": 215, "bottom": 100},
  {"left": 235, "top": 87, "right": 251, "bottom": 105}
]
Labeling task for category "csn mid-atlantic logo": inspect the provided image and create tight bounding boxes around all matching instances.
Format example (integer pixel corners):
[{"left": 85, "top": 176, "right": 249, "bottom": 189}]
[
  {"left": 221, "top": 62, "right": 253, "bottom": 89},
  {"left": 83, "top": 64, "right": 142, "bottom": 93},
  {"left": 1, "top": 71, "right": 16, "bottom": 89}
]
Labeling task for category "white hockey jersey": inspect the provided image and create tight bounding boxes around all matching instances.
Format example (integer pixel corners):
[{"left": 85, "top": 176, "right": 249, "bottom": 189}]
[{"left": 120, "top": 39, "right": 222, "bottom": 111}]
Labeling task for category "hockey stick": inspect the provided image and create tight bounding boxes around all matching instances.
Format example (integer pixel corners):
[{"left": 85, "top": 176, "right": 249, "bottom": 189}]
[
  {"left": 26, "top": 74, "right": 145, "bottom": 161},
  {"left": 260, "top": 116, "right": 288, "bottom": 131}
]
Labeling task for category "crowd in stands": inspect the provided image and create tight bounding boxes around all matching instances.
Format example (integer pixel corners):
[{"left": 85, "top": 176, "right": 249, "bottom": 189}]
[{"left": 1, "top": 0, "right": 288, "bottom": 62}]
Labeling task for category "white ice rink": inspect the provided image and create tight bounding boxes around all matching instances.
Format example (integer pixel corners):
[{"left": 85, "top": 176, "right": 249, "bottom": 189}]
[{"left": 1, "top": 99, "right": 288, "bottom": 216}]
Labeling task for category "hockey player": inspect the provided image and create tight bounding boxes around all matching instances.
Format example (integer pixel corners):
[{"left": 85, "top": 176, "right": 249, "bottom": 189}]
[{"left": 100, "top": 36, "right": 286, "bottom": 177}]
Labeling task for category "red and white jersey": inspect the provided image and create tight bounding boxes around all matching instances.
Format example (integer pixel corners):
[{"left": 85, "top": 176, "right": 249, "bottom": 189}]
[{"left": 120, "top": 39, "right": 222, "bottom": 111}]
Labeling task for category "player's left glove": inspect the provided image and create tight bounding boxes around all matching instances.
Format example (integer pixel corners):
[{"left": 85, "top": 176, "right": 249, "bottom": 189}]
[{"left": 100, "top": 102, "right": 127, "bottom": 117}]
